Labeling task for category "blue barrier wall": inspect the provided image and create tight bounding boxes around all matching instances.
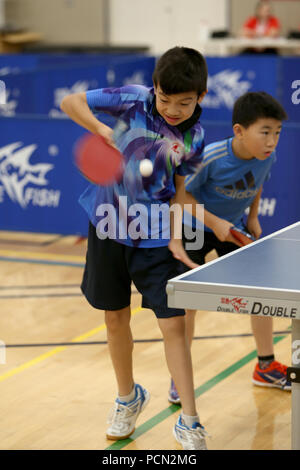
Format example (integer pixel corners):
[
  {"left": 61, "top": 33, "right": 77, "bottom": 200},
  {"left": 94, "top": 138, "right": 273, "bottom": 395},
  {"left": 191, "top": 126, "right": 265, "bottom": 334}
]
[
  {"left": 0, "top": 115, "right": 90, "bottom": 234},
  {"left": 0, "top": 54, "right": 299, "bottom": 237},
  {"left": 202, "top": 56, "right": 280, "bottom": 121},
  {"left": 281, "top": 57, "right": 300, "bottom": 122},
  {"left": 1, "top": 54, "right": 156, "bottom": 116},
  {"left": 0, "top": 52, "right": 152, "bottom": 75},
  {"left": 203, "top": 56, "right": 300, "bottom": 123},
  {"left": 2, "top": 55, "right": 299, "bottom": 121}
]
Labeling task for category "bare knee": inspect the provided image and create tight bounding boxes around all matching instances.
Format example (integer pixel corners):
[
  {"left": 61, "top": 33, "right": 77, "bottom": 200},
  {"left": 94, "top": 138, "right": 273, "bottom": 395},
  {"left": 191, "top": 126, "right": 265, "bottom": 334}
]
[
  {"left": 158, "top": 315, "right": 186, "bottom": 340},
  {"left": 105, "top": 307, "right": 131, "bottom": 333}
]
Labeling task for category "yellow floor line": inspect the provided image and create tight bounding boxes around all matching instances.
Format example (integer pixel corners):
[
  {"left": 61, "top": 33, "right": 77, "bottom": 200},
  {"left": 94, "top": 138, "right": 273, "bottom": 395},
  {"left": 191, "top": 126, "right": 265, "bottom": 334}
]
[{"left": 0, "top": 306, "right": 144, "bottom": 383}]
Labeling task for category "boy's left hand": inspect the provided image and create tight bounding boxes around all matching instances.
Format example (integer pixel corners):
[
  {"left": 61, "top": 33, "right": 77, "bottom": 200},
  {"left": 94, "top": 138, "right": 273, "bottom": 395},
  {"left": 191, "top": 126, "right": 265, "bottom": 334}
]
[
  {"left": 247, "top": 216, "right": 262, "bottom": 240},
  {"left": 168, "top": 238, "right": 199, "bottom": 270}
]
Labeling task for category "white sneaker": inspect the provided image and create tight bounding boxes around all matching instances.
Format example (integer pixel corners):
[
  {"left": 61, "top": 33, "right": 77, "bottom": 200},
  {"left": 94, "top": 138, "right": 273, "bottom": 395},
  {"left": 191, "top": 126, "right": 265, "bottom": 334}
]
[
  {"left": 106, "top": 383, "right": 150, "bottom": 440},
  {"left": 173, "top": 414, "right": 208, "bottom": 450}
]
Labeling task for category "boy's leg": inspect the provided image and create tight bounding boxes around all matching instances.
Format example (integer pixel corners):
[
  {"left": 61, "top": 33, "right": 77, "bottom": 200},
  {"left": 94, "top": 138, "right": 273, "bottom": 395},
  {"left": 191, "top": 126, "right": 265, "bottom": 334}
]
[
  {"left": 251, "top": 315, "right": 291, "bottom": 390},
  {"left": 168, "top": 309, "right": 195, "bottom": 405},
  {"left": 181, "top": 229, "right": 212, "bottom": 350},
  {"left": 158, "top": 315, "right": 208, "bottom": 450},
  {"left": 168, "top": 229, "right": 211, "bottom": 404},
  {"left": 158, "top": 315, "right": 197, "bottom": 416},
  {"left": 216, "top": 238, "right": 291, "bottom": 391},
  {"left": 81, "top": 226, "right": 150, "bottom": 439},
  {"left": 82, "top": 227, "right": 135, "bottom": 395},
  {"left": 251, "top": 315, "right": 274, "bottom": 357},
  {"left": 131, "top": 245, "right": 207, "bottom": 448},
  {"left": 105, "top": 305, "right": 150, "bottom": 441},
  {"left": 185, "top": 309, "right": 196, "bottom": 347},
  {"left": 105, "top": 306, "right": 134, "bottom": 396},
  {"left": 215, "top": 239, "right": 275, "bottom": 358}
]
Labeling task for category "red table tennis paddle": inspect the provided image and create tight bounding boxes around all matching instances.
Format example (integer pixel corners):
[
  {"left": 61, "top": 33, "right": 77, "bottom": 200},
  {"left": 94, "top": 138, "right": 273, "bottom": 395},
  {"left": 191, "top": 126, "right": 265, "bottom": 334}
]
[
  {"left": 230, "top": 226, "right": 256, "bottom": 246},
  {"left": 74, "top": 133, "right": 124, "bottom": 186}
]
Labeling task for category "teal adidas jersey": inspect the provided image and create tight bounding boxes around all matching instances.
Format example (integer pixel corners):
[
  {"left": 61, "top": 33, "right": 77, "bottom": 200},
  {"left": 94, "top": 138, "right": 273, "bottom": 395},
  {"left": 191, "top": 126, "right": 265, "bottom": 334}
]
[{"left": 184, "top": 137, "right": 276, "bottom": 230}]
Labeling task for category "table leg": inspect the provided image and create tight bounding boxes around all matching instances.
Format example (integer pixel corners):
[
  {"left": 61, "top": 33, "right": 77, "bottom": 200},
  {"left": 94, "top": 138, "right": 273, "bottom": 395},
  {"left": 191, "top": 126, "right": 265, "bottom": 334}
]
[{"left": 291, "top": 319, "right": 300, "bottom": 450}]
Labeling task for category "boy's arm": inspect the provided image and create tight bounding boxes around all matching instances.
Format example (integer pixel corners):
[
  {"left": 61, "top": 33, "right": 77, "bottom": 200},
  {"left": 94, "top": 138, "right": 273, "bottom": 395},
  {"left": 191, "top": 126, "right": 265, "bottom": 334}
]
[
  {"left": 183, "top": 155, "right": 239, "bottom": 244},
  {"left": 183, "top": 190, "right": 242, "bottom": 245},
  {"left": 246, "top": 186, "right": 263, "bottom": 239},
  {"left": 168, "top": 176, "right": 241, "bottom": 266},
  {"left": 60, "top": 92, "right": 115, "bottom": 145},
  {"left": 168, "top": 175, "right": 199, "bottom": 269}
]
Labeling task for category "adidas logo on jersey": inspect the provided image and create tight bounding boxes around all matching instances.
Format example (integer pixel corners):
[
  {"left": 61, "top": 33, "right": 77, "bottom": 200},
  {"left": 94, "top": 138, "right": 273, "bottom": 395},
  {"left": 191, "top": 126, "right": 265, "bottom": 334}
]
[
  {"left": 215, "top": 186, "right": 259, "bottom": 199},
  {"left": 215, "top": 170, "right": 258, "bottom": 199}
]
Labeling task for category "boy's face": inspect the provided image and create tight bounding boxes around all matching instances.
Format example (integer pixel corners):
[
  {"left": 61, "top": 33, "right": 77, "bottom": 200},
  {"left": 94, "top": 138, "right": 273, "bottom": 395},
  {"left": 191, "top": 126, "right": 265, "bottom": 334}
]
[
  {"left": 234, "top": 118, "right": 282, "bottom": 160},
  {"left": 154, "top": 85, "right": 205, "bottom": 126}
]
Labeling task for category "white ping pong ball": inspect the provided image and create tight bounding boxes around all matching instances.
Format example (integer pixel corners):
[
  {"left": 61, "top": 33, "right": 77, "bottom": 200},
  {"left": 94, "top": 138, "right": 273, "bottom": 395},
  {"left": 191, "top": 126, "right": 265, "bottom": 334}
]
[{"left": 139, "top": 159, "right": 153, "bottom": 177}]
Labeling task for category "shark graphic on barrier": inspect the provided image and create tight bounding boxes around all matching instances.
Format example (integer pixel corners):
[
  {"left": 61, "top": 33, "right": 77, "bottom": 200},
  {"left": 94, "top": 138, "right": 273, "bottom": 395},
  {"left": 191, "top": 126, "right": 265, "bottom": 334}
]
[
  {"left": 203, "top": 69, "right": 252, "bottom": 110},
  {"left": 0, "top": 142, "right": 56, "bottom": 208}
]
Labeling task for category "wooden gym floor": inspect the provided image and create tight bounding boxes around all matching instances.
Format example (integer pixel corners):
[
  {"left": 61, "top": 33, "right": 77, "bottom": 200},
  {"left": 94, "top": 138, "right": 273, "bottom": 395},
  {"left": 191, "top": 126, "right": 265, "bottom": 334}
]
[{"left": 0, "top": 230, "right": 292, "bottom": 450}]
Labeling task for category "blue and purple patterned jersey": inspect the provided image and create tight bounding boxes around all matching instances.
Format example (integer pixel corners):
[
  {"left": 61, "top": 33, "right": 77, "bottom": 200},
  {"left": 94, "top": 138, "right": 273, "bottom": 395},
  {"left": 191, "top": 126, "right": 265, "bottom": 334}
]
[{"left": 79, "top": 85, "right": 205, "bottom": 247}]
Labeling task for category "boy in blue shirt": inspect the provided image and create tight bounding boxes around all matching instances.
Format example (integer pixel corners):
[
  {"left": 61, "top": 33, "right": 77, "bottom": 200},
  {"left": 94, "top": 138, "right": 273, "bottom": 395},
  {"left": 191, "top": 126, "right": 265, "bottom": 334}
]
[
  {"left": 61, "top": 47, "right": 209, "bottom": 450},
  {"left": 169, "top": 91, "right": 289, "bottom": 405}
]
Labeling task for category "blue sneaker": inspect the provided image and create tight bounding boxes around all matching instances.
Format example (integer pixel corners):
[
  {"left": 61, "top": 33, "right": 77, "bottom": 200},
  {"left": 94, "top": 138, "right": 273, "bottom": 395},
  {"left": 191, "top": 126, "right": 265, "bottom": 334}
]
[
  {"left": 106, "top": 383, "right": 150, "bottom": 440},
  {"left": 173, "top": 414, "right": 208, "bottom": 450},
  {"left": 168, "top": 379, "right": 181, "bottom": 405}
]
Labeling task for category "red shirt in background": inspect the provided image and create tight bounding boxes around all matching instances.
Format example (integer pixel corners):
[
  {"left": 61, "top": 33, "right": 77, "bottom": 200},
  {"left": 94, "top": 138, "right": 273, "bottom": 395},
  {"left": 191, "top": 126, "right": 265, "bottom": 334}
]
[{"left": 244, "top": 16, "right": 280, "bottom": 36}]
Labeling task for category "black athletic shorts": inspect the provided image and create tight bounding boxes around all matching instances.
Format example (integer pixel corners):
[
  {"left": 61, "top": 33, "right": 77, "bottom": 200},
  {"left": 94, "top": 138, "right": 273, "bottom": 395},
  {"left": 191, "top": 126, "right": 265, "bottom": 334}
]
[{"left": 81, "top": 223, "right": 185, "bottom": 318}]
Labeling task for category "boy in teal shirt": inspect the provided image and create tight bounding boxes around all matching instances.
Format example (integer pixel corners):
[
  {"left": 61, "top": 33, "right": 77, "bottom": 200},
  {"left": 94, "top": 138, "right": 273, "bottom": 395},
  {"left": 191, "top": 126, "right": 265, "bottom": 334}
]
[{"left": 169, "top": 91, "right": 290, "bottom": 404}]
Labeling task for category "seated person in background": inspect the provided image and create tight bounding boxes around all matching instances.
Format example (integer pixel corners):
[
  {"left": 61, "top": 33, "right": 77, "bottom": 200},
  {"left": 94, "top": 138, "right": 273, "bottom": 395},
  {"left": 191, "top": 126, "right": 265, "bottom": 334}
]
[{"left": 240, "top": 0, "right": 280, "bottom": 54}]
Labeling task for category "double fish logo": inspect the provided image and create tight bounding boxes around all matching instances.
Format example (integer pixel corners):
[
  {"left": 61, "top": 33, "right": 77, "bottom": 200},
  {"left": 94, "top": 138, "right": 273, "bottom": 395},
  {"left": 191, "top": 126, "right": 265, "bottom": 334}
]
[
  {"left": 221, "top": 297, "right": 248, "bottom": 313},
  {"left": 229, "top": 297, "right": 248, "bottom": 313},
  {"left": 0, "top": 142, "right": 55, "bottom": 208},
  {"left": 203, "top": 69, "right": 252, "bottom": 109}
]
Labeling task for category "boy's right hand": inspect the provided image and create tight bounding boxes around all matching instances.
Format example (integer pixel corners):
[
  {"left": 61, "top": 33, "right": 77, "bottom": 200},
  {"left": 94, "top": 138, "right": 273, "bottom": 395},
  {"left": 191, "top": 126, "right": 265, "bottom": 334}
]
[
  {"left": 96, "top": 123, "right": 116, "bottom": 148},
  {"left": 212, "top": 218, "right": 243, "bottom": 247},
  {"left": 168, "top": 238, "right": 199, "bottom": 270}
]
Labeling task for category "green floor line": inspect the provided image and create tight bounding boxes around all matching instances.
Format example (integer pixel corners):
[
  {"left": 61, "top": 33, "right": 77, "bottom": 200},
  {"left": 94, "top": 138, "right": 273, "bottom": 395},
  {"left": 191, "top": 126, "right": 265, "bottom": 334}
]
[{"left": 105, "top": 334, "right": 286, "bottom": 450}]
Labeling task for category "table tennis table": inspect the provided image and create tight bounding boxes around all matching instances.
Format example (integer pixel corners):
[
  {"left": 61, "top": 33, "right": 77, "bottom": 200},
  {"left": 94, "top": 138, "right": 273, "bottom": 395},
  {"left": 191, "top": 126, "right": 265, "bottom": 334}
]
[{"left": 167, "top": 221, "right": 300, "bottom": 450}]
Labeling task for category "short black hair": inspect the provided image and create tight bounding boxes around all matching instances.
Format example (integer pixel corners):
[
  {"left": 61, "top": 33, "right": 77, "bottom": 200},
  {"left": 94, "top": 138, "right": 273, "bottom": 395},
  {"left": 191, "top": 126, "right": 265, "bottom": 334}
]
[
  {"left": 152, "top": 46, "right": 207, "bottom": 96},
  {"left": 232, "top": 91, "right": 288, "bottom": 128}
]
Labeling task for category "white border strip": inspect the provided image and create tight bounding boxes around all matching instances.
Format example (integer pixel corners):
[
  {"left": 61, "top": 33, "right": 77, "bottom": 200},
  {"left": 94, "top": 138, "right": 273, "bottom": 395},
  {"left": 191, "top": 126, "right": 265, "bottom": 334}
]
[{"left": 176, "top": 280, "right": 300, "bottom": 295}]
